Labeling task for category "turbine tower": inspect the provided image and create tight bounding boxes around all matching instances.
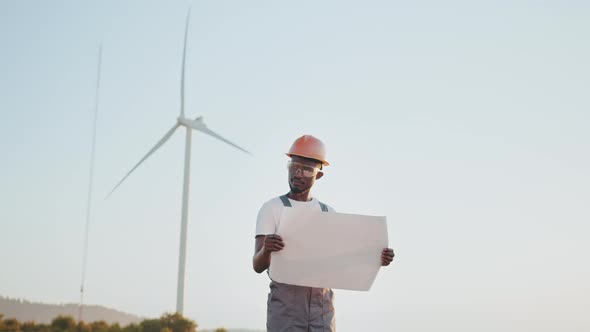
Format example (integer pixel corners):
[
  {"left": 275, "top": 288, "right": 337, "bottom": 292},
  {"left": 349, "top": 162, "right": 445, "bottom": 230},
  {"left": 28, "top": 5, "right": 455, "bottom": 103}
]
[{"left": 106, "top": 10, "right": 251, "bottom": 314}]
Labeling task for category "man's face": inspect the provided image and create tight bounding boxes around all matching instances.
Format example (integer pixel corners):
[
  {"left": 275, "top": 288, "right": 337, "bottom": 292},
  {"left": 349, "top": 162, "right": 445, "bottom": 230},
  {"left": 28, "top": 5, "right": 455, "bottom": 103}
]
[{"left": 288, "top": 155, "right": 323, "bottom": 194}]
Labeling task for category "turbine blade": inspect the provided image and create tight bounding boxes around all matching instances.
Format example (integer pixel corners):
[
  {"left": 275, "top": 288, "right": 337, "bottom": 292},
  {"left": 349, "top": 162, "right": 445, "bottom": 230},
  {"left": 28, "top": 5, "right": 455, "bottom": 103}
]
[
  {"left": 180, "top": 9, "right": 191, "bottom": 117},
  {"left": 80, "top": 43, "right": 102, "bottom": 322},
  {"left": 191, "top": 120, "right": 252, "bottom": 156},
  {"left": 105, "top": 123, "right": 180, "bottom": 199}
]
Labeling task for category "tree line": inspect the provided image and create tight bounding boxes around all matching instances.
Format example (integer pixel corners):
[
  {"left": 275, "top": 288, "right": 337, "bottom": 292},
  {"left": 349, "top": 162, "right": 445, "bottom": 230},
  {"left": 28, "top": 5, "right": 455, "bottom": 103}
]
[{"left": 0, "top": 313, "right": 227, "bottom": 332}]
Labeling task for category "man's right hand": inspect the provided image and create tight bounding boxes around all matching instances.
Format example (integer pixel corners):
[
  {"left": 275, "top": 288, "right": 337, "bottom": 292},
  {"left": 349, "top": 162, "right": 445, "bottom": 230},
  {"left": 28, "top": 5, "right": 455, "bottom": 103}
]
[
  {"left": 263, "top": 234, "right": 285, "bottom": 253},
  {"left": 253, "top": 234, "right": 285, "bottom": 273}
]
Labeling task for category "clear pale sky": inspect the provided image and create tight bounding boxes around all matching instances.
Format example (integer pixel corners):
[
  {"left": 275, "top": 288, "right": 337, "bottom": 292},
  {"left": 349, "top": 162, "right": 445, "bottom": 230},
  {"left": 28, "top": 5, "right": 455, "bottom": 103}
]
[{"left": 1, "top": 1, "right": 589, "bottom": 331}]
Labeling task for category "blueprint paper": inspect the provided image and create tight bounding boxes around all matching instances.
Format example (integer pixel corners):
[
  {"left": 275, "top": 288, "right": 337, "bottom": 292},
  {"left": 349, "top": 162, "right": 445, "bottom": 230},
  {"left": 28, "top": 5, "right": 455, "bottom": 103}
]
[{"left": 269, "top": 208, "right": 388, "bottom": 291}]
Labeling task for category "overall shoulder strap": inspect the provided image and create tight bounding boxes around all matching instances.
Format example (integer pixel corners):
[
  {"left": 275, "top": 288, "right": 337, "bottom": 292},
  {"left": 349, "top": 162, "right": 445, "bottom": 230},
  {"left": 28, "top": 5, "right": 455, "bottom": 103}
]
[
  {"left": 318, "top": 201, "right": 329, "bottom": 212},
  {"left": 279, "top": 195, "right": 292, "bottom": 207}
]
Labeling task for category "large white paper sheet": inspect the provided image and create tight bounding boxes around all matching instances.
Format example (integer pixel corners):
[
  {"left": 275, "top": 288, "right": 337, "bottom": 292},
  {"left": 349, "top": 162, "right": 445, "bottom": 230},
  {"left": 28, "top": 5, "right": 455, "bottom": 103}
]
[{"left": 269, "top": 208, "right": 388, "bottom": 291}]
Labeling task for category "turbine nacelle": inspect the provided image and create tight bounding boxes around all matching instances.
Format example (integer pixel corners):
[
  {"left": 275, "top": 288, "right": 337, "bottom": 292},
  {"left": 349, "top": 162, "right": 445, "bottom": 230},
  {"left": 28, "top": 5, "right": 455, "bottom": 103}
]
[
  {"left": 178, "top": 115, "right": 252, "bottom": 155},
  {"left": 177, "top": 115, "right": 204, "bottom": 128},
  {"left": 177, "top": 115, "right": 200, "bottom": 128}
]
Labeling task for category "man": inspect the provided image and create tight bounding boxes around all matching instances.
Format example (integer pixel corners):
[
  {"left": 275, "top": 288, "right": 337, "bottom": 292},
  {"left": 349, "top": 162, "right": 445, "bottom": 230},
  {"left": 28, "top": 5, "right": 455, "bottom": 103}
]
[{"left": 253, "top": 135, "right": 395, "bottom": 332}]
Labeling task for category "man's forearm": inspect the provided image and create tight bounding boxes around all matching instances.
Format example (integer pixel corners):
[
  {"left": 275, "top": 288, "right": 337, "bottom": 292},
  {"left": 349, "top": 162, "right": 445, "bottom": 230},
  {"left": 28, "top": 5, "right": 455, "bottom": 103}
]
[{"left": 252, "top": 249, "right": 271, "bottom": 273}]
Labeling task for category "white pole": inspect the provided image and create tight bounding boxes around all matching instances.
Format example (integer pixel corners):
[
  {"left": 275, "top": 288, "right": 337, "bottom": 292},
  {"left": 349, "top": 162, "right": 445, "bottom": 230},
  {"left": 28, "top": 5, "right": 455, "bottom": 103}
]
[{"left": 177, "top": 126, "right": 192, "bottom": 314}]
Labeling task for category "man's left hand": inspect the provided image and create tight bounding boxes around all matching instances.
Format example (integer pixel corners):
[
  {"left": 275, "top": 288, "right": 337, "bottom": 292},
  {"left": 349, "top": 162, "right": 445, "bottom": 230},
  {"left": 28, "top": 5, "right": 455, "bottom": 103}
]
[{"left": 381, "top": 248, "right": 394, "bottom": 266}]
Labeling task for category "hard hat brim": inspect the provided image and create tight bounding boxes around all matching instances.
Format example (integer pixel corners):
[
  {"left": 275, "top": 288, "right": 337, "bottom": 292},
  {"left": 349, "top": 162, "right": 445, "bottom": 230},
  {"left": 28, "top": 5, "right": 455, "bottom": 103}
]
[{"left": 286, "top": 153, "right": 330, "bottom": 166}]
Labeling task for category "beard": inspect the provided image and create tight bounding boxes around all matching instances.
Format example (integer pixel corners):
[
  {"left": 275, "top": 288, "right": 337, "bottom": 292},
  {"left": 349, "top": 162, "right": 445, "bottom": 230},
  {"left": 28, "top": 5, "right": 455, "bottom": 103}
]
[{"left": 289, "top": 183, "right": 305, "bottom": 194}]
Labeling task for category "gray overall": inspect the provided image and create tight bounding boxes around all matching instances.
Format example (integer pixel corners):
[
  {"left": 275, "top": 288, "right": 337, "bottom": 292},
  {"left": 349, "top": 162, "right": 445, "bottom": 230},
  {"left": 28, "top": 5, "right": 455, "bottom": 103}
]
[{"left": 267, "top": 195, "right": 336, "bottom": 332}]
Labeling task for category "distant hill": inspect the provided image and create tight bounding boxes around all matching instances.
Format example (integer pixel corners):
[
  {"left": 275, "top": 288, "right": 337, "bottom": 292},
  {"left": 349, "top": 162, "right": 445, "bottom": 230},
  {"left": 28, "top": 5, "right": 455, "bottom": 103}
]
[
  {"left": 0, "top": 296, "right": 142, "bottom": 325},
  {"left": 0, "top": 296, "right": 264, "bottom": 332}
]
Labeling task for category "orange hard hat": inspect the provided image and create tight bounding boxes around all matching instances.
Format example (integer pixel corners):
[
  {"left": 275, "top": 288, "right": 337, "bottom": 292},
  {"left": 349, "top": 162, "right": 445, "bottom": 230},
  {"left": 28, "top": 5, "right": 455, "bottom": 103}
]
[{"left": 286, "top": 135, "right": 329, "bottom": 166}]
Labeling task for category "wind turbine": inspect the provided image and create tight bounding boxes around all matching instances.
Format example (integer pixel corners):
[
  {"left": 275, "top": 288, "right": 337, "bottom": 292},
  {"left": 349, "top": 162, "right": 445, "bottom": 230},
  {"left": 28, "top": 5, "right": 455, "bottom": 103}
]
[
  {"left": 79, "top": 44, "right": 102, "bottom": 322},
  {"left": 106, "top": 10, "right": 251, "bottom": 314}
]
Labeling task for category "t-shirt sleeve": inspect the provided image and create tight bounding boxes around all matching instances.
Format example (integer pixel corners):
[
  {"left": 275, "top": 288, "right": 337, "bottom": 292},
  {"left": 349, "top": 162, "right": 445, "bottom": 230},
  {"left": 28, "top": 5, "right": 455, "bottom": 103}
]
[{"left": 255, "top": 201, "right": 277, "bottom": 236}]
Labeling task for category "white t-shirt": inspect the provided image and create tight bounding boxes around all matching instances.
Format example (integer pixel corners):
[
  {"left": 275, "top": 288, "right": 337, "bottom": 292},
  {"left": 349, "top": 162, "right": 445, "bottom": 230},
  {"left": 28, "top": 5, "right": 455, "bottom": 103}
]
[{"left": 255, "top": 196, "right": 335, "bottom": 236}]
